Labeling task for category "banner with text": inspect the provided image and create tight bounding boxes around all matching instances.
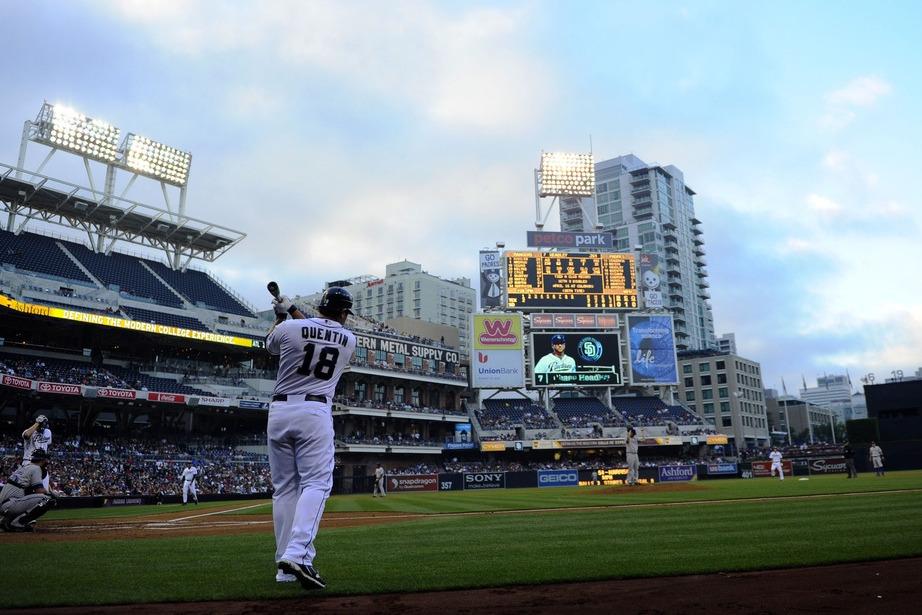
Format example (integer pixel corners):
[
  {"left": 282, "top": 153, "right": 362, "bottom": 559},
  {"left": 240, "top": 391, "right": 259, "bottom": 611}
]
[
  {"left": 526, "top": 231, "right": 614, "bottom": 250},
  {"left": 463, "top": 472, "right": 506, "bottom": 490},
  {"left": 626, "top": 314, "right": 679, "bottom": 385},
  {"left": 537, "top": 469, "right": 579, "bottom": 487},
  {"left": 387, "top": 474, "right": 438, "bottom": 492},
  {"left": 471, "top": 313, "right": 525, "bottom": 389},
  {"left": 657, "top": 464, "right": 697, "bottom": 482},
  {"left": 751, "top": 459, "right": 794, "bottom": 477},
  {"left": 479, "top": 250, "right": 504, "bottom": 308},
  {"left": 638, "top": 252, "right": 664, "bottom": 309},
  {"left": 355, "top": 332, "right": 460, "bottom": 365},
  {"left": 1, "top": 374, "right": 33, "bottom": 391}
]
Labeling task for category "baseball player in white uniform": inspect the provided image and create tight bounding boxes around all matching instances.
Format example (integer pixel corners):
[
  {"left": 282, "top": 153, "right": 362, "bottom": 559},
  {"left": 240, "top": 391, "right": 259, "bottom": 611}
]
[
  {"left": 769, "top": 447, "right": 784, "bottom": 480},
  {"left": 267, "top": 287, "right": 356, "bottom": 589},
  {"left": 22, "top": 415, "right": 52, "bottom": 490},
  {"left": 869, "top": 441, "right": 885, "bottom": 476},
  {"left": 625, "top": 427, "right": 640, "bottom": 485},
  {"left": 181, "top": 464, "right": 199, "bottom": 504},
  {"left": 373, "top": 464, "right": 386, "bottom": 497}
]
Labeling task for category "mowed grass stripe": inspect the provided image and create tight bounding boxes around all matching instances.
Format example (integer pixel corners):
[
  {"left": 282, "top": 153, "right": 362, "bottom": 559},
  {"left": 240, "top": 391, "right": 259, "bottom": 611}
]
[{"left": 2, "top": 490, "right": 921, "bottom": 607}]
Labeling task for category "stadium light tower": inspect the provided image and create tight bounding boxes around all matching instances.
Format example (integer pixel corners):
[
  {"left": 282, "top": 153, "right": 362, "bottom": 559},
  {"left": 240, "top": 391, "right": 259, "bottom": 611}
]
[{"left": 533, "top": 151, "right": 598, "bottom": 234}]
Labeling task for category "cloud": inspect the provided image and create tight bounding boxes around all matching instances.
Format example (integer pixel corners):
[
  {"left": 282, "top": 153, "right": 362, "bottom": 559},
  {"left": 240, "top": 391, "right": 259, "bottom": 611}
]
[
  {"left": 805, "top": 193, "right": 842, "bottom": 216},
  {"left": 826, "top": 76, "right": 892, "bottom": 107},
  {"left": 95, "top": 0, "right": 551, "bottom": 132},
  {"left": 819, "top": 75, "right": 892, "bottom": 131}
]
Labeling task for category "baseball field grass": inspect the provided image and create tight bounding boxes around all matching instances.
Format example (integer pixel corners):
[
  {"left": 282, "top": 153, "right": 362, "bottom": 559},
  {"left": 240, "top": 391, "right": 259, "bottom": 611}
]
[{"left": 3, "top": 471, "right": 922, "bottom": 608}]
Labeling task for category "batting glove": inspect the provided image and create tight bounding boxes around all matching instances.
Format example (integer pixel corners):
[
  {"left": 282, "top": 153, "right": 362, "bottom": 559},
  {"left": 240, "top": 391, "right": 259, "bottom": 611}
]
[
  {"left": 35, "top": 415, "right": 48, "bottom": 424},
  {"left": 273, "top": 295, "right": 298, "bottom": 316}
]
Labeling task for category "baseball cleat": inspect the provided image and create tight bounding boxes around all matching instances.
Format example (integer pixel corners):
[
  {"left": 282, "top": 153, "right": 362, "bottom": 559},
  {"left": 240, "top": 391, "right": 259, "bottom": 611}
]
[
  {"left": 277, "top": 559, "right": 326, "bottom": 590},
  {"left": 275, "top": 570, "right": 297, "bottom": 583}
]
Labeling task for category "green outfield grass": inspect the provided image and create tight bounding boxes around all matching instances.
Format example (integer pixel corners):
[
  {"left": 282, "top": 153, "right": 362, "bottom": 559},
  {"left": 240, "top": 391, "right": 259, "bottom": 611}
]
[
  {"left": 3, "top": 471, "right": 921, "bottom": 608},
  {"left": 44, "top": 469, "right": 922, "bottom": 520}
]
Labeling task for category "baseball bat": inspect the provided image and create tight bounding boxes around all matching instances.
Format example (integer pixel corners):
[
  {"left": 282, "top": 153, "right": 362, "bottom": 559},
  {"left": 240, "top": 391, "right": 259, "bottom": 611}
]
[{"left": 267, "top": 281, "right": 280, "bottom": 299}]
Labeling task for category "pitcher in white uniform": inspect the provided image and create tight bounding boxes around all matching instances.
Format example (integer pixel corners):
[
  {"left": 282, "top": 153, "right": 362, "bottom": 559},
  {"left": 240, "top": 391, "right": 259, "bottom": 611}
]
[{"left": 266, "top": 287, "right": 356, "bottom": 590}]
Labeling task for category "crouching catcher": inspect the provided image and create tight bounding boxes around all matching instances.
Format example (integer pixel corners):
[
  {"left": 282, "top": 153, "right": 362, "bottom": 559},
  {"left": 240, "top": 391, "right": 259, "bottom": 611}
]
[{"left": 0, "top": 449, "right": 59, "bottom": 532}]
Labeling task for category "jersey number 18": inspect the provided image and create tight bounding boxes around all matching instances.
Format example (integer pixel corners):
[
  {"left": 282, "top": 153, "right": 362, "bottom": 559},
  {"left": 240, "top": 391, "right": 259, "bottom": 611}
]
[{"left": 296, "top": 343, "right": 340, "bottom": 381}]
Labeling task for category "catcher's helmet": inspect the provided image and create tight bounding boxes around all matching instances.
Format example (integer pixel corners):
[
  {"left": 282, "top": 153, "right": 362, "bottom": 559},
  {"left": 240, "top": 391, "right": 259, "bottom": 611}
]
[
  {"left": 30, "top": 449, "right": 50, "bottom": 462},
  {"left": 318, "top": 287, "right": 354, "bottom": 318},
  {"left": 550, "top": 334, "right": 566, "bottom": 344}
]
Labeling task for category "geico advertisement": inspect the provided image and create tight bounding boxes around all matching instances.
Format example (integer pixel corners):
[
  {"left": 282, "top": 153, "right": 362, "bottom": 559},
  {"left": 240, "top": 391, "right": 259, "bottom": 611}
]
[
  {"left": 471, "top": 349, "right": 525, "bottom": 389},
  {"left": 462, "top": 472, "right": 506, "bottom": 490},
  {"left": 537, "top": 470, "right": 578, "bottom": 487}
]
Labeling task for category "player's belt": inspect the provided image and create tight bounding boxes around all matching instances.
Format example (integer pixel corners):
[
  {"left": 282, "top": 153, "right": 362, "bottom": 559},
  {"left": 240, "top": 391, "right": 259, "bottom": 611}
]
[
  {"left": 6, "top": 480, "right": 26, "bottom": 489},
  {"left": 272, "top": 393, "right": 327, "bottom": 403}
]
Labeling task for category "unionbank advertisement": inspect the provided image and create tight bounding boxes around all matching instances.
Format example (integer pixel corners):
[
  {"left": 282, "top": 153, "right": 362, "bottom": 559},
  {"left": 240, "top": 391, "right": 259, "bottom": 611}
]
[
  {"left": 626, "top": 314, "right": 679, "bottom": 385},
  {"left": 471, "top": 314, "right": 525, "bottom": 389}
]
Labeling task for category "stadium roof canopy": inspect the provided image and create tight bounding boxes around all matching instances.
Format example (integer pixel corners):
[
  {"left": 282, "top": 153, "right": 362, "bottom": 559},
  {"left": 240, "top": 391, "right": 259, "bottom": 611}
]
[{"left": 0, "top": 161, "right": 245, "bottom": 265}]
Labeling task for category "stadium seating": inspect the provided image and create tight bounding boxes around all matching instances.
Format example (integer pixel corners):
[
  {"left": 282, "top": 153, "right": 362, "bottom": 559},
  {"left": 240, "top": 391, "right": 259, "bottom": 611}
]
[
  {"left": 0, "top": 353, "right": 129, "bottom": 388},
  {"left": 146, "top": 262, "right": 255, "bottom": 317},
  {"left": 0, "top": 229, "right": 93, "bottom": 284},
  {"left": 554, "top": 397, "right": 624, "bottom": 427},
  {"left": 105, "top": 365, "right": 211, "bottom": 395},
  {"left": 614, "top": 397, "right": 703, "bottom": 426},
  {"left": 478, "top": 399, "right": 557, "bottom": 430},
  {"left": 64, "top": 241, "right": 183, "bottom": 307},
  {"left": 120, "top": 305, "right": 211, "bottom": 332}
]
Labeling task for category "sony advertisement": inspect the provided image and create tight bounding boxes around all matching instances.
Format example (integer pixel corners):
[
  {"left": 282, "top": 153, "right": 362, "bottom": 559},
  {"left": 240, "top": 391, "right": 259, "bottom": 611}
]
[
  {"left": 626, "top": 314, "right": 679, "bottom": 385},
  {"left": 530, "top": 331, "right": 621, "bottom": 387}
]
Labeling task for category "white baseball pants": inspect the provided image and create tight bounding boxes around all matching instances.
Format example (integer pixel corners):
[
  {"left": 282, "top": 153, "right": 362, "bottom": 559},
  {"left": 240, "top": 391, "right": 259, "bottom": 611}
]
[
  {"left": 183, "top": 480, "right": 198, "bottom": 503},
  {"left": 626, "top": 453, "right": 639, "bottom": 484},
  {"left": 771, "top": 462, "right": 784, "bottom": 480},
  {"left": 268, "top": 400, "right": 334, "bottom": 567}
]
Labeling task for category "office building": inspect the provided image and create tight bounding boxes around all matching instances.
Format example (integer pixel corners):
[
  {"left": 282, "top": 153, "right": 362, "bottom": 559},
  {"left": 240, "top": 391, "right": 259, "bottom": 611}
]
[{"left": 559, "top": 154, "right": 716, "bottom": 351}]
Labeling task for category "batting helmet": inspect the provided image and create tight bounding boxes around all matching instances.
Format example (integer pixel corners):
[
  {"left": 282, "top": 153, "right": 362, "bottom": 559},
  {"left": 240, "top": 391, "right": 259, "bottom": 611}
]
[
  {"left": 550, "top": 334, "right": 566, "bottom": 344},
  {"left": 318, "top": 287, "right": 354, "bottom": 318},
  {"left": 30, "top": 449, "right": 50, "bottom": 462}
]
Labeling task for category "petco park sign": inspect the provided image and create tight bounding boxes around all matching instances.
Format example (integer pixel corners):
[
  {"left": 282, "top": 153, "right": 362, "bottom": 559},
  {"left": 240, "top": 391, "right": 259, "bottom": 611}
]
[{"left": 527, "top": 231, "right": 613, "bottom": 249}]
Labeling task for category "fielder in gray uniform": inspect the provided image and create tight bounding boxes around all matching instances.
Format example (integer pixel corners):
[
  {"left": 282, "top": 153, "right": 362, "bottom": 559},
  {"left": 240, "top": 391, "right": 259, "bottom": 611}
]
[
  {"left": 625, "top": 427, "right": 640, "bottom": 486},
  {"left": 266, "top": 287, "right": 356, "bottom": 590},
  {"left": 373, "top": 464, "right": 386, "bottom": 497},
  {"left": 1, "top": 449, "right": 56, "bottom": 532}
]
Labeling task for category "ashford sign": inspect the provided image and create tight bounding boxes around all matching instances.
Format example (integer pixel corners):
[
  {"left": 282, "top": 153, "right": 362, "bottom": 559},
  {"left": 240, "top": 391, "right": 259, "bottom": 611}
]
[{"left": 355, "top": 332, "right": 460, "bottom": 364}]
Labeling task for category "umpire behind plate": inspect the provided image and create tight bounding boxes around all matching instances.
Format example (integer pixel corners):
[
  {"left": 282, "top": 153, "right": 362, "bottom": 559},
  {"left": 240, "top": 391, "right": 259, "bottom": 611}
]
[
  {"left": 266, "top": 287, "right": 356, "bottom": 589},
  {"left": 0, "top": 449, "right": 57, "bottom": 532}
]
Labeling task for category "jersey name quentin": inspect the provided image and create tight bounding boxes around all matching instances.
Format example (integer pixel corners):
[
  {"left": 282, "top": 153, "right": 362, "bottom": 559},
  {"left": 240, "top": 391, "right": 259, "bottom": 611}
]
[{"left": 301, "top": 326, "right": 350, "bottom": 347}]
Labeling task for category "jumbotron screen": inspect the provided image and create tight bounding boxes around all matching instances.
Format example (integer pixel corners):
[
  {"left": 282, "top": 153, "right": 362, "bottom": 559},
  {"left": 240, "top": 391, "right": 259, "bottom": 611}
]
[
  {"left": 530, "top": 332, "right": 622, "bottom": 387},
  {"left": 505, "top": 251, "right": 638, "bottom": 310}
]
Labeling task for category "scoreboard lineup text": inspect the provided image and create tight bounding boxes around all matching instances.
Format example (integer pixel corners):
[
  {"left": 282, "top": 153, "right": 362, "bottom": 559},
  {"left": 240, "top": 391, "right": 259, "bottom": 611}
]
[{"left": 505, "top": 251, "right": 638, "bottom": 310}]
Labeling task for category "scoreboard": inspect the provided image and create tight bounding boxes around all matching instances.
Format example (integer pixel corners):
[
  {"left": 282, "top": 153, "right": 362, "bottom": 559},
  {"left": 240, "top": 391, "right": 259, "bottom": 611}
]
[{"left": 505, "top": 251, "right": 638, "bottom": 310}]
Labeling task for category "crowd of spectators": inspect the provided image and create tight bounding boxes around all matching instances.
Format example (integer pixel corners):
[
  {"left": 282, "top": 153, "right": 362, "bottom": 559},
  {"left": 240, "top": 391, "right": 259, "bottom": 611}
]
[
  {"left": 340, "top": 431, "right": 442, "bottom": 447},
  {"left": 334, "top": 395, "right": 466, "bottom": 416},
  {"left": 0, "top": 432, "right": 271, "bottom": 497},
  {"left": 0, "top": 356, "right": 130, "bottom": 389},
  {"left": 742, "top": 442, "right": 844, "bottom": 460}
]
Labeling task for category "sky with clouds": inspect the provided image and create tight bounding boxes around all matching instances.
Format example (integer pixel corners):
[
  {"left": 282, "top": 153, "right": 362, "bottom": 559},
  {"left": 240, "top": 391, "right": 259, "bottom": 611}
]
[{"left": 1, "top": 0, "right": 920, "bottom": 393}]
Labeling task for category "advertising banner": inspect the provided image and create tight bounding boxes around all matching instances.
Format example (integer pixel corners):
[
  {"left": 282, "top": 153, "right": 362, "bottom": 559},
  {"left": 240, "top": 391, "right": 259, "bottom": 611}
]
[
  {"left": 806, "top": 457, "right": 848, "bottom": 474},
  {"left": 526, "top": 231, "right": 614, "bottom": 250},
  {"left": 238, "top": 400, "right": 270, "bottom": 410},
  {"left": 454, "top": 423, "right": 472, "bottom": 444},
  {"left": 387, "top": 474, "right": 438, "bottom": 492},
  {"left": 0, "top": 294, "right": 260, "bottom": 349},
  {"left": 97, "top": 388, "right": 137, "bottom": 400},
  {"left": 463, "top": 472, "right": 506, "bottom": 490},
  {"left": 706, "top": 462, "right": 739, "bottom": 475},
  {"left": 193, "top": 396, "right": 232, "bottom": 407},
  {"left": 480, "top": 441, "right": 507, "bottom": 452},
  {"left": 471, "top": 314, "right": 525, "bottom": 389},
  {"left": 147, "top": 392, "right": 186, "bottom": 404},
  {"left": 437, "top": 473, "right": 463, "bottom": 491},
  {"left": 706, "top": 435, "right": 729, "bottom": 445},
  {"left": 443, "top": 442, "right": 477, "bottom": 450},
  {"left": 751, "top": 459, "right": 794, "bottom": 477},
  {"left": 531, "top": 331, "right": 621, "bottom": 387},
  {"left": 479, "top": 250, "right": 504, "bottom": 308},
  {"left": 657, "top": 465, "right": 697, "bottom": 482},
  {"left": 505, "top": 251, "right": 638, "bottom": 311},
  {"left": 1, "top": 374, "right": 33, "bottom": 390},
  {"left": 37, "top": 381, "right": 82, "bottom": 396},
  {"left": 531, "top": 313, "right": 619, "bottom": 330},
  {"left": 537, "top": 469, "right": 579, "bottom": 487},
  {"left": 638, "top": 252, "right": 664, "bottom": 309},
  {"left": 355, "top": 332, "right": 460, "bottom": 365},
  {"left": 626, "top": 314, "right": 679, "bottom": 385}
]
